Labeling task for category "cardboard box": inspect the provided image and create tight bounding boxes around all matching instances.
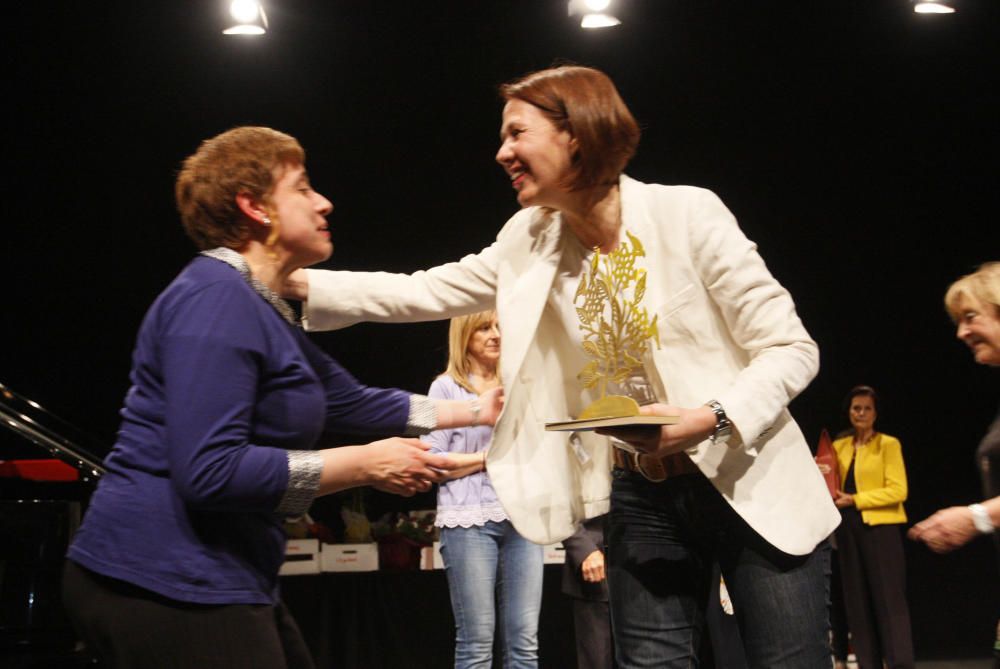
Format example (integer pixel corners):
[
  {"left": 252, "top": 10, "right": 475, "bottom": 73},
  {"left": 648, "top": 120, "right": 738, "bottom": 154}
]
[
  {"left": 420, "top": 540, "right": 444, "bottom": 570},
  {"left": 542, "top": 542, "right": 566, "bottom": 564},
  {"left": 280, "top": 538, "right": 321, "bottom": 575},
  {"left": 321, "top": 543, "right": 379, "bottom": 572}
]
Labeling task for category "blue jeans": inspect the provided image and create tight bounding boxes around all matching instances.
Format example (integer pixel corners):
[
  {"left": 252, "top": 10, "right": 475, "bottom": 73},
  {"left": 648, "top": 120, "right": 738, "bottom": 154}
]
[
  {"left": 440, "top": 520, "right": 544, "bottom": 669},
  {"left": 607, "top": 469, "right": 831, "bottom": 669}
]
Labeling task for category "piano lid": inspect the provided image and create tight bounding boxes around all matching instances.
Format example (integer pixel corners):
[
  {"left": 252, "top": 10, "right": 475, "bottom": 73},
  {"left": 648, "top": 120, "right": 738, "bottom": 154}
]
[{"left": 0, "top": 381, "right": 106, "bottom": 484}]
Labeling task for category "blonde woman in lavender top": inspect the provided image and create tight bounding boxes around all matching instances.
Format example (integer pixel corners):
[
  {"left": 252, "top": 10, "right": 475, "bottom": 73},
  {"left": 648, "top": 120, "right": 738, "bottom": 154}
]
[{"left": 422, "top": 310, "right": 544, "bottom": 669}]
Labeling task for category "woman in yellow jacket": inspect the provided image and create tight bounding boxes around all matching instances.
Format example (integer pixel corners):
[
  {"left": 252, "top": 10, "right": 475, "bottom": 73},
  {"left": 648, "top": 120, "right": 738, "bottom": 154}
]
[{"left": 833, "top": 385, "right": 914, "bottom": 669}]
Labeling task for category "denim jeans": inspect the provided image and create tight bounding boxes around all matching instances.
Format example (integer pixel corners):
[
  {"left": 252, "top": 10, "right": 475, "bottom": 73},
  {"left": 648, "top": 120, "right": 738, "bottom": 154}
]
[
  {"left": 440, "top": 519, "right": 544, "bottom": 669},
  {"left": 607, "top": 468, "right": 831, "bottom": 669}
]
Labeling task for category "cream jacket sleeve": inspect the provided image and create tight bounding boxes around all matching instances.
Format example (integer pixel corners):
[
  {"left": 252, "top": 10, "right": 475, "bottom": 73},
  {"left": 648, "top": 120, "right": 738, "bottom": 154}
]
[
  {"left": 685, "top": 188, "right": 819, "bottom": 449},
  {"left": 302, "top": 237, "right": 505, "bottom": 331}
]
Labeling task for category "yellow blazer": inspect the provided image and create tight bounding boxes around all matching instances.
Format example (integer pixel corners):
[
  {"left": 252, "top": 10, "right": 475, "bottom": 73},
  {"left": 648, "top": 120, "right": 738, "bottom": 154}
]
[{"left": 833, "top": 433, "right": 908, "bottom": 525}]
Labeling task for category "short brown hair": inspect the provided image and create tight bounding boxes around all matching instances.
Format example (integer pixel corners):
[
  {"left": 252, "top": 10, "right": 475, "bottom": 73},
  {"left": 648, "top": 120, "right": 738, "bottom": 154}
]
[
  {"left": 443, "top": 310, "right": 500, "bottom": 394},
  {"left": 500, "top": 66, "right": 640, "bottom": 191},
  {"left": 175, "top": 126, "right": 305, "bottom": 250},
  {"left": 944, "top": 261, "right": 1000, "bottom": 322}
]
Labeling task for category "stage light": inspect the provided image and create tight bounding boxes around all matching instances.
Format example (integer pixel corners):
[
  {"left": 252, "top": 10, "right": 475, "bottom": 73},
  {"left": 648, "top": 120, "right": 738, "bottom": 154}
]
[
  {"left": 224, "top": 0, "right": 269, "bottom": 35},
  {"left": 568, "top": 0, "right": 621, "bottom": 29},
  {"left": 913, "top": 0, "right": 956, "bottom": 14},
  {"left": 580, "top": 13, "right": 621, "bottom": 29}
]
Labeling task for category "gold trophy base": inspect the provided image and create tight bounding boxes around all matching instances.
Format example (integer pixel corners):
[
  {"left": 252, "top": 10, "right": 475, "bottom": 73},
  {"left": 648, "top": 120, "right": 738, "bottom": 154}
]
[
  {"left": 545, "top": 395, "right": 679, "bottom": 432},
  {"left": 577, "top": 395, "right": 640, "bottom": 420}
]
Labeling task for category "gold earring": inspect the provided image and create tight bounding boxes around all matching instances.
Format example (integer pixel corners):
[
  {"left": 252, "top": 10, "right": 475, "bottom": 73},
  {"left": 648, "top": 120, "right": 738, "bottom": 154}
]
[{"left": 263, "top": 214, "right": 280, "bottom": 261}]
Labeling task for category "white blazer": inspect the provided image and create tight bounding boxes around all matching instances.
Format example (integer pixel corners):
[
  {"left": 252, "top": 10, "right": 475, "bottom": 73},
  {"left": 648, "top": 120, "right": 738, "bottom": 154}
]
[{"left": 305, "top": 176, "right": 840, "bottom": 555}]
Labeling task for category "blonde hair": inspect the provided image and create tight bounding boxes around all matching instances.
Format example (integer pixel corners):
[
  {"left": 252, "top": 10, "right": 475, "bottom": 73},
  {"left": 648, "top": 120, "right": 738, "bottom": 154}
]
[
  {"left": 944, "top": 261, "right": 1000, "bottom": 322},
  {"left": 443, "top": 310, "right": 500, "bottom": 394}
]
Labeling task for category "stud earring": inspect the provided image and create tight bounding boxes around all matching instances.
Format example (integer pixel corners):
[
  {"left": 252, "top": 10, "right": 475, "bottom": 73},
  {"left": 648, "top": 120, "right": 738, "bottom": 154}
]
[{"left": 261, "top": 214, "right": 272, "bottom": 226}]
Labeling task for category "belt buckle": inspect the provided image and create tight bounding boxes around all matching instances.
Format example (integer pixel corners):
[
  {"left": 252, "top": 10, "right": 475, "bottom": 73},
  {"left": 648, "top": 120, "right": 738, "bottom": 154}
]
[{"left": 631, "top": 452, "right": 667, "bottom": 483}]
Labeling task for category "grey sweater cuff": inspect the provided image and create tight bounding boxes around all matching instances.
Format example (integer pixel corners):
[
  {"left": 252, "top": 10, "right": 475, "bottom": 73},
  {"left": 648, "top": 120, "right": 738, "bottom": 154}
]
[
  {"left": 276, "top": 450, "right": 323, "bottom": 515},
  {"left": 405, "top": 395, "right": 438, "bottom": 436}
]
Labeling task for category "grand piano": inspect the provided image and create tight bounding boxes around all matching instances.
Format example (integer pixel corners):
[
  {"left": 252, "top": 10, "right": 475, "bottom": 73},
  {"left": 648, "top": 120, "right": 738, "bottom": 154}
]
[{"left": 0, "top": 382, "right": 105, "bottom": 665}]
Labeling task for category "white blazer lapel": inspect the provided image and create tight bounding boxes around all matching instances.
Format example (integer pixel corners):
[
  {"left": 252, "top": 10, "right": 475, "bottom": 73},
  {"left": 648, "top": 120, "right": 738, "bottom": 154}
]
[{"left": 497, "top": 218, "right": 563, "bottom": 385}]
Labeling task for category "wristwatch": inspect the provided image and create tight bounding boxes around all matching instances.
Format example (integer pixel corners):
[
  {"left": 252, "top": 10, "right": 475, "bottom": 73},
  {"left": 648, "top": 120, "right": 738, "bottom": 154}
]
[
  {"left": 705, "top": 400, "right": 732, "bottom": 446},
  {"left": 968, "top": 503, "right": 995, "bottom": 534}
]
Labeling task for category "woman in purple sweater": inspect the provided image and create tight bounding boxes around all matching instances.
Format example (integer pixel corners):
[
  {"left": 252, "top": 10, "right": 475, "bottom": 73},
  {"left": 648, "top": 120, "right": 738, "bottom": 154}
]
[
  {"left": 61, "top": 127, "right": 501, "bottom": 668},
  {"left": 422, "top": 310, "right": 543, "bottom": 668}
]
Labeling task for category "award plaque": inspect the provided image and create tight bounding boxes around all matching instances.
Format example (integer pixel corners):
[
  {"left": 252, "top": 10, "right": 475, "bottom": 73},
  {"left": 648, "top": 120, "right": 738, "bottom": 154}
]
[
  {"left": 813, "top": 428, "right": 840, "bottom": 498},
  {"left": 544, "top": 231, "right": 678, "bottom": 432}
]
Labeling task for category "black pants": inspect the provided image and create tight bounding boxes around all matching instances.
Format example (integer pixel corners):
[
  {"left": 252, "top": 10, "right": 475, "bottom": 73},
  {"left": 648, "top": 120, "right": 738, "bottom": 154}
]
[
  {"left": 571, "top": 597, "right": 614, "bottom": 669},
  {"left": 61, "top": 560, "right": 315, "bottom": 669},
  {"left": 836, "top": 511, "right": 914, "bottom": 669},
  {"left": 829, "top": 548, "right": 851, "bottom": 662}
]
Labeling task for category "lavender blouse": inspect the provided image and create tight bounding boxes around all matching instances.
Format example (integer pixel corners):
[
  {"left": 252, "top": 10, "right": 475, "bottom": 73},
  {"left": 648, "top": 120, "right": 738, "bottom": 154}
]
[{"left": 423, "top": 375, "right": 508, "bottom": 528}]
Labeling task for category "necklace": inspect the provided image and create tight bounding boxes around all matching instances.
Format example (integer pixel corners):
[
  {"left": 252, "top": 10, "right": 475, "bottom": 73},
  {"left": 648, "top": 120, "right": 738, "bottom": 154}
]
[
  {"left": 200, "top": 247, "right": 299, "bottom": 326},
  {"left": 565, "top": 184, "right": 622, "bottom": 252}
]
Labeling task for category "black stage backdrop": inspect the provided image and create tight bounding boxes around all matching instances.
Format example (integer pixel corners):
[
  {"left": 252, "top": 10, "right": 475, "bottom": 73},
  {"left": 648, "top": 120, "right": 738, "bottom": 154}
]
[{"left": 5, "top": 0, "right": 999, "bottom": 660}]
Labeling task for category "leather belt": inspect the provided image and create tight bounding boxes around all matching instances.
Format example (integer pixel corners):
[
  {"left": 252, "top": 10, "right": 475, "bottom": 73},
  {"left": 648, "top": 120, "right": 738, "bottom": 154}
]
[{"left": 612, "top": 448, "right": 700, "bottom": 482}]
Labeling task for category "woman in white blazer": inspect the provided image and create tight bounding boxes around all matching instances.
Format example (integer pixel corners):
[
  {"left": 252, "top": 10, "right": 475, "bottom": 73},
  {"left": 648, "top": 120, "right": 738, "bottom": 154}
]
[{"left": 288, "top": 66, "right": 839, "bottom": 668}]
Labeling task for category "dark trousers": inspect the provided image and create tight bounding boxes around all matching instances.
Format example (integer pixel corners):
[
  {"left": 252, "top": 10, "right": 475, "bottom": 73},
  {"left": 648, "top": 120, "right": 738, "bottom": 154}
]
[
  {"left": 705, "top": 562, "right": 748, "bottom": 669},
  {"left": 61, "top": 560, "right": 315, "bottom": 669},
  {"left": 836, "top": 511, "right": 914, "bottom": 669},
  {"left": 829, "top": 548, "right": 851, "bottom": 662},
  {"left": 607, "top": 470, "right": 831, "bottom": 669},
  {"left": 572, "top": 597, "right": 614, "bottom": 669}
]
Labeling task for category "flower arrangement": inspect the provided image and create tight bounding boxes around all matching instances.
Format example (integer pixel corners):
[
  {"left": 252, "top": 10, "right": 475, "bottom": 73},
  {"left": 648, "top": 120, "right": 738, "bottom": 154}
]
[
  {"left": 340, "top": 488, "right": 373, "bottom": 543},
  {"left": 371, "top": 511, "right": 438, "bottom": 547},
  {"left": 371, "top": 511, "right": 438, "bottom": 571},
  {"left": 282, "top": 513, "right": 338, "bottom": 544}
]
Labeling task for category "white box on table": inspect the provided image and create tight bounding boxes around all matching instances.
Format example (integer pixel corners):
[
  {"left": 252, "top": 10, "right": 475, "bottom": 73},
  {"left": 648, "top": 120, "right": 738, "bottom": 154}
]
[
  {"left": 280, "top": 538, "right": 321, "bottom": 575},
  {"left": 321, "top": 543, "right": 379, "bottom": 572},
  {"left": 542, "top": 542, "right": 566, "bottom": 564}
]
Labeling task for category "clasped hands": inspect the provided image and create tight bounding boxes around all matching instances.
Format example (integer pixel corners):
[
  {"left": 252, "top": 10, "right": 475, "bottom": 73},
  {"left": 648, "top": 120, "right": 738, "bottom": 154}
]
[
  {"left": 832, "top": 490, "right": 855, "bottom": 508},
  {"left": 361, "top": 386, "right": 504, "bottom": 496},
  {"left": 362, "top": 437, "right": 456, "bottom": 497}
]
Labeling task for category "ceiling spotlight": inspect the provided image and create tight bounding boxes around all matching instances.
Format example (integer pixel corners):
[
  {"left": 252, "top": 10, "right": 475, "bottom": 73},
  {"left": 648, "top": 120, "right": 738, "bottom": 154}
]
[
  {"left": 581, "top": 13, "right": 621, "bottom": 29},
  {"left": 224, "top": 0, "right": 269, "bottom": 35},
  {"left": 568, "top": 0, "right": 621, "bottom": 29},
  {"left": 913, "top": 0, "right": 956, "bottom": 13}
]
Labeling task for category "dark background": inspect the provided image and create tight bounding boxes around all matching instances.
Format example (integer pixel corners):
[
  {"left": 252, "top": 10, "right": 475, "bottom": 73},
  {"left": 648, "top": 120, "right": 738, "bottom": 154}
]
[{"left": 5, "top": 0, "right": 999, "bottom": 659}]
